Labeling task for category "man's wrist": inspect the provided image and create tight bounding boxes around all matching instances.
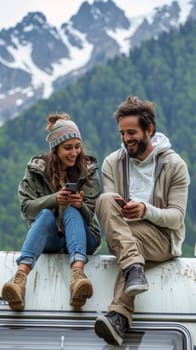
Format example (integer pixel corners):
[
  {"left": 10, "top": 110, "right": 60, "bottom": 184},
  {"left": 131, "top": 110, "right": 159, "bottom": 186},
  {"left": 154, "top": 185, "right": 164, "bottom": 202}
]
[{"left": 140, "top": 202, "right": 146, "bottom": 217}]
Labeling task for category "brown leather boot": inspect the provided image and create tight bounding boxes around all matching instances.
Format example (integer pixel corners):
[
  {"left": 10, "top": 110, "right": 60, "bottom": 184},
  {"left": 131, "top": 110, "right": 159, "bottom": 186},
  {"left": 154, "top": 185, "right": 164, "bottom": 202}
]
[
  {"left": 1, "top": 270, "right": 27, "bottom": 311},
  {"left": 70, "top": 267, "right": 93, "bottom": 307}
]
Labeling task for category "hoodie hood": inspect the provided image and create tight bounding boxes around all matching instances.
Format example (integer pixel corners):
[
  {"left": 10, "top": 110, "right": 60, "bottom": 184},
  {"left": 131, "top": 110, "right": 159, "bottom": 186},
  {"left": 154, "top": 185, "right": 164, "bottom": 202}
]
[{"left": 151, "top": 132, "right": 171, "bottom": 156}]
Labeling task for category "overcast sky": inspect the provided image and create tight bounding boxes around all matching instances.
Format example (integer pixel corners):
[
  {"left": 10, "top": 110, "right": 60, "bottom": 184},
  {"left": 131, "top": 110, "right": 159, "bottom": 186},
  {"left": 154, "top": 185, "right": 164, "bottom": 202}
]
[{"left": 0, "top": 0, "right": 174, "bottom": 30}]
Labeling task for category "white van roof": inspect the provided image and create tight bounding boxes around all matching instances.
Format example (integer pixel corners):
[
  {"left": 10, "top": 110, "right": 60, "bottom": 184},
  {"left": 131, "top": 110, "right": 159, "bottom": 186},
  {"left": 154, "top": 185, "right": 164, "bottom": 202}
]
[
  {"left": 0, "top": 252, "right": 196, "bottom": 348},
  {"left": 0, "top": 252, "right": 196, "bottom": 314}
]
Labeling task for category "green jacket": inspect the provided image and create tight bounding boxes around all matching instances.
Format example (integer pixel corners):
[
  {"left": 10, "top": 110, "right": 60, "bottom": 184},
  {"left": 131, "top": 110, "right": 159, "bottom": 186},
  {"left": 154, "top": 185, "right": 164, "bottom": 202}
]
[{"left": 18, "top": 155, "right": 102, "bottom": 245}]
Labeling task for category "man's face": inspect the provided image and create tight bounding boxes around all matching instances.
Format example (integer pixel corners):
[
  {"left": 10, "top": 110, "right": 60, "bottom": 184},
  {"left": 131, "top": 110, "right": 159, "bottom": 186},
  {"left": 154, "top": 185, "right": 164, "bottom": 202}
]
[{"left": 118, "top": 115, "right": 154, "bottom": 160}]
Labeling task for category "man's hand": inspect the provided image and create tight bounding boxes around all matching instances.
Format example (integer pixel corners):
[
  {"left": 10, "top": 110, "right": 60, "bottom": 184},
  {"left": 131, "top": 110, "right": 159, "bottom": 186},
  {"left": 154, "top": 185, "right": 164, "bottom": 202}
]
[{"left": 121, "top": 201, "right": 146, "bottom": 219}]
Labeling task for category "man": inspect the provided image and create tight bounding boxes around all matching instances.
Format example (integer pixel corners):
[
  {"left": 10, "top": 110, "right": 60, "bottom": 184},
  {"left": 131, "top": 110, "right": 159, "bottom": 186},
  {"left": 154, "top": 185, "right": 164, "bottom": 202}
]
[{"left": 94, "top": 96, "right": 190, "bottom": 346}]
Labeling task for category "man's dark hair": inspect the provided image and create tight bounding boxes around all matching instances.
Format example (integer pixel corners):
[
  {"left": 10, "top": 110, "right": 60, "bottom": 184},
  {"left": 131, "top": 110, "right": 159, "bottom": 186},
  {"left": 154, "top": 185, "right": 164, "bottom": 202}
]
[{"left": 114, "top": 96, "right": 156, "bottom": 136}]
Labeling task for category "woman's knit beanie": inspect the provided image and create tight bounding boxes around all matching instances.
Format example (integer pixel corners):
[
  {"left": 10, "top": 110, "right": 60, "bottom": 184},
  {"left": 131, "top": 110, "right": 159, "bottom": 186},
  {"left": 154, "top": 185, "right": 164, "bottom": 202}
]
[{"left": 46, "top": 118, "right": 82, "bottom": 149}]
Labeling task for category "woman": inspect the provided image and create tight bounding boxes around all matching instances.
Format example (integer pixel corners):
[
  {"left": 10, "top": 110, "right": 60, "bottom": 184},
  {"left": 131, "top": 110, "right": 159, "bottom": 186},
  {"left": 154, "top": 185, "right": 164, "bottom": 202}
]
[{"left": 1, "top": 114, "right": 102, "bottom": 310}]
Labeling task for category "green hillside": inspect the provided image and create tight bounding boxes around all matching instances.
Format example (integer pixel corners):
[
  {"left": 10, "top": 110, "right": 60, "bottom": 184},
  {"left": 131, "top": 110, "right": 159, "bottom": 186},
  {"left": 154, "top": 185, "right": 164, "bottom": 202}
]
[{"left": 0, "top": 20, "right": 195, "bottom": 256}]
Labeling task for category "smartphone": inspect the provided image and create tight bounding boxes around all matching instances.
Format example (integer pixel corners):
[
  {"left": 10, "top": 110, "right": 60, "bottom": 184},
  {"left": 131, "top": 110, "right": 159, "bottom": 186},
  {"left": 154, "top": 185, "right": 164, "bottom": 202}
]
[
  {"left": 114, "top": 196, "right": 127, "bottom": 207},
  {"left": 64, "top": 182, "right": 78, "bottom": 193}
]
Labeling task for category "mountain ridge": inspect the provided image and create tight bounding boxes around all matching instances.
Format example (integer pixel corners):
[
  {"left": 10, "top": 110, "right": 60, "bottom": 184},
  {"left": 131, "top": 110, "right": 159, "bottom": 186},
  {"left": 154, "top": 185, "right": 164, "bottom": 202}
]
[{"left": 0, "top": 0, "right": 196, "bottom": 122}]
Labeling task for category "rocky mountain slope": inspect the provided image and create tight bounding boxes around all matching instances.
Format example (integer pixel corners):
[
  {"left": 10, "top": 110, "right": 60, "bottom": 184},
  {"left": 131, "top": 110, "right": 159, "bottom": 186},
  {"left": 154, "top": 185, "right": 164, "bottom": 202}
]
[{"left": 0, "top": 0, "right": 195, "bottom": 122}]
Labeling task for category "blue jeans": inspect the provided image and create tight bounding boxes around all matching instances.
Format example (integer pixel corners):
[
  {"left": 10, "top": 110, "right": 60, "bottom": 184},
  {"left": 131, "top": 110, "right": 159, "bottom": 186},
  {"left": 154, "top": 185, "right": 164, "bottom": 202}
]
[{"left": 16, "top": 207, "right": 99, "bottom": 268}]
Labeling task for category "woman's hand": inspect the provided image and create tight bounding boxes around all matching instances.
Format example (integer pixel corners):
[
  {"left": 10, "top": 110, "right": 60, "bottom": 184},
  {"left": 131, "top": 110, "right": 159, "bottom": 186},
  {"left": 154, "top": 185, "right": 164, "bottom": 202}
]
[
  {"left": 69, "top": 191, "right": 83, "bottom": 208},
  {"left": 56, "top": 188, "right": 83, "bottom": 208}
]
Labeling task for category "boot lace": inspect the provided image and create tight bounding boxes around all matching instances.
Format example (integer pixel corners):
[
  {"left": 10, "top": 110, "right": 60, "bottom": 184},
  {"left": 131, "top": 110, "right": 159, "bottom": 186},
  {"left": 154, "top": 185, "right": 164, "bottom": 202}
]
[
  {"left": 13, "top": 270, "right": 26, "bottom": 284},
  {"left": 72, "top": 268, "right": 87, "bottom": 282}
]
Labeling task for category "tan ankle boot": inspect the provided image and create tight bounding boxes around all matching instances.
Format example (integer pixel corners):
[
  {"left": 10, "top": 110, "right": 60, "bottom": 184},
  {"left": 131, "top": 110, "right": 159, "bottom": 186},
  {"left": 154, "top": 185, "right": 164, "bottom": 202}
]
[
  {"left": 70, "top": 267, "right": 93, "bottom": 307},
  {"left": 1, "top": 270, "right": 27, "bottom": 311}
]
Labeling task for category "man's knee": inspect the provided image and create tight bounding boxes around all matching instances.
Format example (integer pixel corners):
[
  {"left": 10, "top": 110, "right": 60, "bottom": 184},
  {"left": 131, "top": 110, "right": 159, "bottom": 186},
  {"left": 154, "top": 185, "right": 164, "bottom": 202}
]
[{"left": 96, "top": 192, "right": 118, "bottom": 208}]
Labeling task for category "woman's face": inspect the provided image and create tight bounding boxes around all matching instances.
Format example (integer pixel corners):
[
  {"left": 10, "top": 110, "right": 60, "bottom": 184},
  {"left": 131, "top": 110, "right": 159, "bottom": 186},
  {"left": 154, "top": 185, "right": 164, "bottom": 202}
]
[{"left": 57, "top": 138, "right": 81, "bottom": 170}]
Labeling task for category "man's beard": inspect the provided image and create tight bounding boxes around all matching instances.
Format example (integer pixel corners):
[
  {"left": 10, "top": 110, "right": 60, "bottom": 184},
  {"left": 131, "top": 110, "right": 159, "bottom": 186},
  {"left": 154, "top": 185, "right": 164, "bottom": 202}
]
[{"left": 125, "top": 137, "right": 148, "bottom": 159}]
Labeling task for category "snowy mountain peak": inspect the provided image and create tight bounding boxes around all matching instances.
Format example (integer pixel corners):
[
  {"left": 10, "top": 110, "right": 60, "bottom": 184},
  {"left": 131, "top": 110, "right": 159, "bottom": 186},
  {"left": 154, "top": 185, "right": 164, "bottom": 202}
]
[
  {"left": 69, "top": 0, "right": 129, "bottom": 33},
  {"left": 17, "top": 12, "right": 47, "bottom": 29}
]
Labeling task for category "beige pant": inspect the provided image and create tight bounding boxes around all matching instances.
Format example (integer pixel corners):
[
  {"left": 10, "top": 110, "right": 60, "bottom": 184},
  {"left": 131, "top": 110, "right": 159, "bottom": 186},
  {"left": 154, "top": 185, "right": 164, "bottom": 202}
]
[{"left": 96, "top": 192, "right": 173, "bottom": 325}]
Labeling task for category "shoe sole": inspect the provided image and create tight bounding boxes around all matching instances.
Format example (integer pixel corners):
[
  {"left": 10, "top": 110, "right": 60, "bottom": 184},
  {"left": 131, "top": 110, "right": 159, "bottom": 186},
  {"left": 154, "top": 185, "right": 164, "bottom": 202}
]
[
  {"left": 94, "top": 315, "right": 123, "bottom": 346},
  {"left": 1, "top": 283, "right": 25, "bottom": 311},
  {"left": 70, "top": 279, "right": 93, "bottom": 307},
  {"left": 125, "top": 283, "right": 148, "bottom": 296}
]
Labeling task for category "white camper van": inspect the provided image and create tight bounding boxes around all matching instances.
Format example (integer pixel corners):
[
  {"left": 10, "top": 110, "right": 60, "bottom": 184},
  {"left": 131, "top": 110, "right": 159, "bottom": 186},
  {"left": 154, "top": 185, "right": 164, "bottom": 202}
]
[{"left": 0, "top": 251, "right": 196, "bottom": 349}]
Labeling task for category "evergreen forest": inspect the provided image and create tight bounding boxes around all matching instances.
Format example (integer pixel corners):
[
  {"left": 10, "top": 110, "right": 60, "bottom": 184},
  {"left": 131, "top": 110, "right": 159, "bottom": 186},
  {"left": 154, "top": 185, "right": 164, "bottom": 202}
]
[{"left": 0, "top": 20, "right": 195, "bottom": 256}]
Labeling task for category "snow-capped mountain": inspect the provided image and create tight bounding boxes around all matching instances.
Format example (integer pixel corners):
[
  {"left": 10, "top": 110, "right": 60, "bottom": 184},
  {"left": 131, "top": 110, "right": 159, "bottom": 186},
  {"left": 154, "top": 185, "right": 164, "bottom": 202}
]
[{"left": 0, "top": 0, "right": 195, "bottom": 122}]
